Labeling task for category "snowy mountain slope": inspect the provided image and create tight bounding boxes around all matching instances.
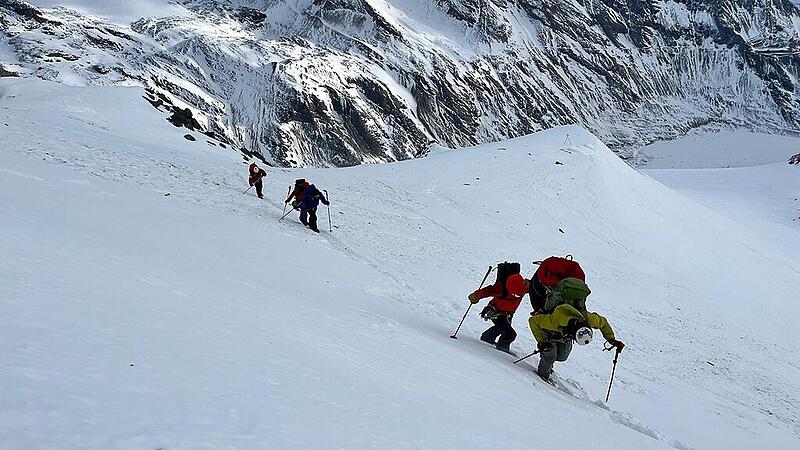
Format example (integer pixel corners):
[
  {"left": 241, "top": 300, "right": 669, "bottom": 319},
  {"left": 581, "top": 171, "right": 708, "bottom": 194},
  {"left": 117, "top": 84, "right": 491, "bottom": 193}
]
[
  {"left": 636, "top": 130, "right": 800, "bottom": 266},
  {"left": 2, "top": 79, "right": 800, "bottom": 449},
  {"left": 2, "top": 0, "right": 800, "bottom": 166},
  {"left": 634, "top": 129, "right": 800, "bottom": 169}
]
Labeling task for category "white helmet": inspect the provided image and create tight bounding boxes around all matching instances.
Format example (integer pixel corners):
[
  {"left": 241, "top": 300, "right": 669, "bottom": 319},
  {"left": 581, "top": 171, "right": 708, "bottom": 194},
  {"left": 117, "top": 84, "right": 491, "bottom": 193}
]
[{"left": 574, "top": 327, "right": 593, "bottom": 346}]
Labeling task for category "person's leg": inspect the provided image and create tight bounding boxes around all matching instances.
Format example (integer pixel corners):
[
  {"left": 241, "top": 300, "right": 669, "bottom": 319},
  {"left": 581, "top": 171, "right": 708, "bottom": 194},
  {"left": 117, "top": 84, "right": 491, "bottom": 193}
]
[
  {"left": 537, "top": 343, "right": 557, "bottom": 380},
  {"left": 255, "top": 180, "right": 263, "bottom": 198},
  {"left": 300, "top": 208, "right": 309, "bottom": 225},
  {"left": 308, "top": 208, "right": 319, "bottom": 232},
  {"left": 480, "top": 321, "right": 502, "bottom": 344},
  {"left": 555, "top": 340, "right": 573, "bottom": 362},
  {"left": 536, "top": 331, "right": 564, "bottom": 380},
  {"left": 495, "top": 314, "right": 517, "bottom": 351}
]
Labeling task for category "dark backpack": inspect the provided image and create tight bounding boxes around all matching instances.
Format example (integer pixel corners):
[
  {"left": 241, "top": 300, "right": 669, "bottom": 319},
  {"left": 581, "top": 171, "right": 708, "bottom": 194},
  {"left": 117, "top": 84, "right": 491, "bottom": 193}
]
[
  {"left": 543, "top": 277, "right": 591, "bottom": 313},
  {"left": 495, "top": 261, "right": 521, "bottom": 297}
]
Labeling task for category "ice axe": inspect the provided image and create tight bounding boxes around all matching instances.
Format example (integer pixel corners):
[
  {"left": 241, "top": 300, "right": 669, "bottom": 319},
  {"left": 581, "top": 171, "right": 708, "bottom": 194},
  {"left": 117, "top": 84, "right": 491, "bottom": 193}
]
[{"left": 450, "top": 265, "right": 493, "bottom": 339}]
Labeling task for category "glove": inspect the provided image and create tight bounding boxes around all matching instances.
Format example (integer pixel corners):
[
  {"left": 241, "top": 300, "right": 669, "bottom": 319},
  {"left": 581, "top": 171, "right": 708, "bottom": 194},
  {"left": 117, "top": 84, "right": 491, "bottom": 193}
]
[
  {"left": 609, "top": 339, "right": 625, "bottom": 352},
  {"left": 322, "top": 200, "right": 330, "bottom": 206},
  {"left": 468, "top": 293, "right": 479, "bottom": 304},
  {"left": 537, "top": 342, "right": 554, "bottom": 353},
  {"left": 284, "top": 199, "right": 290, "bottom": 204}
]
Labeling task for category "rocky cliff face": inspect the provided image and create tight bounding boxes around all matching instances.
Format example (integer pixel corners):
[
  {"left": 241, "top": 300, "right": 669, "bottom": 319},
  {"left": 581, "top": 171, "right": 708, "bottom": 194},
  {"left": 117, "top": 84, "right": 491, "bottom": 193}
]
[{"left": 2, "top": 0, "right": 800, "bottom": 166}]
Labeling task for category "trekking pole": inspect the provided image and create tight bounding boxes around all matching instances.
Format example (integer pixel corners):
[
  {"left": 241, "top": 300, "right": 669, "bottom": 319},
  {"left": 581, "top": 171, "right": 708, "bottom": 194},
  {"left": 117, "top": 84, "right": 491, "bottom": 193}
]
[
  {"left": 281, "top": 185, "right": 292, "bottom": 217},
  {"left": 513, "top": 349, "right": 540, "bottom": 364},
  {"left": 278, "top": 207, "right": 296, "bottom": 222},
  {"left": 242, "top": 173, "right": 265, "bottom": 195},
  {"left": 323, "top": 189, "right": 332, "bottom": 232},
  {"left": 604, "top": 343, "right": 621, "bottom": 402},
  {"left": 450, "top": 265, "right": 494, "bottom": 339}
]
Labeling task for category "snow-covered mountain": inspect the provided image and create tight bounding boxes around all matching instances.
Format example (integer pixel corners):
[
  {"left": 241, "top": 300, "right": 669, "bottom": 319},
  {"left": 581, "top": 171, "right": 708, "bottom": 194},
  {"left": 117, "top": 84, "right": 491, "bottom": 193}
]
[
  {"left": 2, "top": 77, "right": 800, "bottom": 449},
  {"left": 2, "top": 0, "right": 800, "bottom": 166}
]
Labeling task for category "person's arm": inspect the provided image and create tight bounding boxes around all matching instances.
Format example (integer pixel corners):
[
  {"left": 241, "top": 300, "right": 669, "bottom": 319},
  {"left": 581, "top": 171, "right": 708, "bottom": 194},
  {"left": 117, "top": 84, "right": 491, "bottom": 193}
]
[
  {"left": 586, "top": 311, "right": 616, "bottom": 342},
  {"left": 468, "top": 283, "right": 502, "bottom": 303}
]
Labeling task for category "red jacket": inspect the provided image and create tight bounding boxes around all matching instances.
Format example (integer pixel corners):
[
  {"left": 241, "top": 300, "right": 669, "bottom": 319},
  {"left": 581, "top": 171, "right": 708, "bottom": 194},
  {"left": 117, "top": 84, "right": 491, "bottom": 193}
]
[
  {"left": 536, "top": 256, "right": 585, "bottom": 288},
  {"left": 473, "top": 282, "right": 524, "bottom": 314},
  {"left": 286, "top": 180, "right": 309, "bottom": 203},
  {"left": 249, "top": 164, "right": 265, "bottom": 185}
]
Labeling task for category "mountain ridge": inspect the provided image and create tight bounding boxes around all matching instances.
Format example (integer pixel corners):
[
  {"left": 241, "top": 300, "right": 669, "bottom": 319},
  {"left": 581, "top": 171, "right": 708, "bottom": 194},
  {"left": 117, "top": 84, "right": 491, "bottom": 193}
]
[{"left": 2, "top": 0, "right": 800, "bottom": 166}]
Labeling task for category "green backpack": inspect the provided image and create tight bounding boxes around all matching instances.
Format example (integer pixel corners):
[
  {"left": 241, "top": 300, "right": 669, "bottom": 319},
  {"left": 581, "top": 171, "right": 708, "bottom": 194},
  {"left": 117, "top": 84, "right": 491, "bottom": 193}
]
[{"left": 544, "top": 277, "right": 591, "bottom": 313}]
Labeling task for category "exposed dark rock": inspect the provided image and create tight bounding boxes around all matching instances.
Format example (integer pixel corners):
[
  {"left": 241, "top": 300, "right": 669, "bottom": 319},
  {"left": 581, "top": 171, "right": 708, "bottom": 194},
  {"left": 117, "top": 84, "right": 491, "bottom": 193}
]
[
  {"left": 168, "top": 107, "right": 202, "bottom": 131},
  {"left": 790, "top": 153, "right": 800, "bottom": 165},
  {"left": 45, "top": 51, "right": 79, "bottom": 61},
  {"left": 183, "top": 133, "right": 196, "bottom": 141},
  {"left": 0, "top": 0, "right": 60, "bottom": 25},
  {"left": 0, "top": 65, "right": 19, "bottom": 77}
]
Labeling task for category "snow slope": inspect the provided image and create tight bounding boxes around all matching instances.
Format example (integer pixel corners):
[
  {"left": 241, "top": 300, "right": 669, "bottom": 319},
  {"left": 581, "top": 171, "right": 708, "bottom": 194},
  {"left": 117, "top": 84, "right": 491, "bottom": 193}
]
[
  {"left": 634, "top": 129, "right": 800, "bottom": 169},
  {"left": 2, "top": 79, "right": 800, "bottom": 449}
]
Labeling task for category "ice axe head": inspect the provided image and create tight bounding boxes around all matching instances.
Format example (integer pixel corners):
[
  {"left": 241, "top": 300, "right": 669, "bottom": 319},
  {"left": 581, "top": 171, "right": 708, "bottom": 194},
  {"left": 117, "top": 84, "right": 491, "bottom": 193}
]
[{"left": 449, "top": 335, "right": 458, "bottom": 339}]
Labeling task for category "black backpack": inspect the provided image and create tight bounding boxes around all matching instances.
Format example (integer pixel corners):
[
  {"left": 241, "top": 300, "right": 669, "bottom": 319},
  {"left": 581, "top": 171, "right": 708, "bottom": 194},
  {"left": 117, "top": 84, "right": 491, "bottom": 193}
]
[{"left": 495, "top": 261, "right": 521, "bottom": 297}]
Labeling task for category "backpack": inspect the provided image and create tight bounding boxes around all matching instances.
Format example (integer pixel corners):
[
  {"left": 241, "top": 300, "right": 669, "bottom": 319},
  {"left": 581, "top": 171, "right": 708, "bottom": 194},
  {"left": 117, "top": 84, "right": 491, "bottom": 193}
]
[
  {"left": 543, "top": 277, "right": 591, "bottom": 313},
  {"left": 495, "top": 261, "right": 521, "bottom": 297}
]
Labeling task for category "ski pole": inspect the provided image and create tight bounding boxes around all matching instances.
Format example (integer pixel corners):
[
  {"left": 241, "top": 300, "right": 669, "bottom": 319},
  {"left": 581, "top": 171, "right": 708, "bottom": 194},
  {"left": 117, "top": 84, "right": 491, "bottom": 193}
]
[
  {"left": 323, "top": 189, "right": 332, "bottom": 232},
  {"left": 450, "top": 265, "right": 493, "bottom": 339},
  {"left": 604, "top": 343, "right": 621, "bottom": 402},
  {"left": 278, "top": 207, "right": 296, "bottom": 222},
  {"left": 281, "top": 185, "right": 292, "bottom": 217},
  {"left": 513, "top": 349, "right": 540, "bottom": 364}
]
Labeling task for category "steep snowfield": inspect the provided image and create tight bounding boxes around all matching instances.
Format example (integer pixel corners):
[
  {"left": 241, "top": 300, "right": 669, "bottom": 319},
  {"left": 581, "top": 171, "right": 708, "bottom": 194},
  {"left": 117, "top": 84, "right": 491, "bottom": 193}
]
[{"left": 2, "top": 79, "right": 800, "bottom": 449}]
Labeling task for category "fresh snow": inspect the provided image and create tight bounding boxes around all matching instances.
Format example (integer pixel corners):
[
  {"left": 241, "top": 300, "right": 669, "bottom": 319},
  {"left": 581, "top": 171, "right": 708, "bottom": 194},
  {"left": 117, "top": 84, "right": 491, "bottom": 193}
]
[{"left": 2, "top": 79, "right": 800, "bottom": 449}]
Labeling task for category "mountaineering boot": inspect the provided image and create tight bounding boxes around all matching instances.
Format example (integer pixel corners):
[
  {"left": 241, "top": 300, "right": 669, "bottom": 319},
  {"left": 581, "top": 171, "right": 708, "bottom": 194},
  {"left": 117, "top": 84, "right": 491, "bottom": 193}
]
[
  {"left": 495, "top": 344, "right": 515, "bottom": 356},
  {"left": 536, "top": 369, "right": 552, "bottom": 384},
  {"left": 480, "top": 335, "right": 496, "bottom": 345}
]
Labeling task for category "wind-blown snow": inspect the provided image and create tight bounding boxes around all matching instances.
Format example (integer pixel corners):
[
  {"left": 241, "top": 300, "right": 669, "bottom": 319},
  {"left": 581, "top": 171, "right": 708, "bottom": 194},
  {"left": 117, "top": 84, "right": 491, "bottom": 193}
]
[{"left": 1, "top": 79, "right": 799, "bottom": 449}]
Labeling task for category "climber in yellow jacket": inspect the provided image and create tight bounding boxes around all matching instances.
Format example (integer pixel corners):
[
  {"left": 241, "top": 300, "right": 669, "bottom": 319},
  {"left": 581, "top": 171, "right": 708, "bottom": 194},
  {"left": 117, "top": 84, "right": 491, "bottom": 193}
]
[{"left": 528, "top": 279, "right": 625, "bottom": 382}]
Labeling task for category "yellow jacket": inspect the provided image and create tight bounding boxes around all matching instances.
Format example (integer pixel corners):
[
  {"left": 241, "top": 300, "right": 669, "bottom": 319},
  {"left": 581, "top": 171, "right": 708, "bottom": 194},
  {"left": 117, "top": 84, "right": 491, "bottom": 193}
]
[{"left": 528, "top": 304, "right": 616, "bottom": 343}]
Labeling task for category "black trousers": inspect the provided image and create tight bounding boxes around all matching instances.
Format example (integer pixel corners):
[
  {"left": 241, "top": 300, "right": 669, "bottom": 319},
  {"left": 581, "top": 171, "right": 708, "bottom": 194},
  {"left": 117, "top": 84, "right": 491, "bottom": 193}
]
[
  {"left": 254, "top": 180, "right": 263, "bottom": 198},
  {"left": 300, "top": 207, "right": 318, "bottom": 230},
  {"left": 480, "top": 314, "right": 517, "bottom": 349}
]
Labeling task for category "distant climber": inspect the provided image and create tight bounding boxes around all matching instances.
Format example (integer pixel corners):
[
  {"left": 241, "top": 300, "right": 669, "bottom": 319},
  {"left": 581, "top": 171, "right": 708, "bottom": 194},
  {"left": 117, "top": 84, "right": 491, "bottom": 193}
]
[
  {"left": 527, "top": 277, "right": 624, "bottom": 382},
  {"left": 248, "top": 163, "right": 267, "bottom": 199},
  {"left": 468, "top": 263, "right": 529, "bottom": 354},
  {"left": 296, "top": 182, "right": 329, "bottom": 233},
  {"left": 529, "top": 255, "right": 585, "bottom": 314}
]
